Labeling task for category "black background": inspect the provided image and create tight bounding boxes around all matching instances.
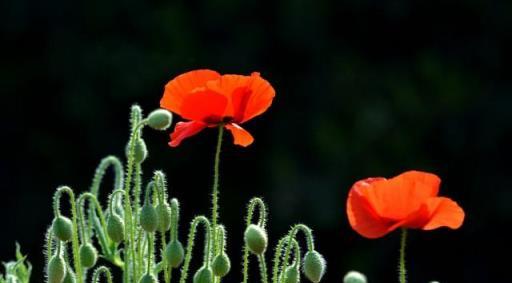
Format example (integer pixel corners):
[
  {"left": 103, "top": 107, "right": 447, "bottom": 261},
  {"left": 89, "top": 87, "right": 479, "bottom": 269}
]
[{"left": 1, "top": 0, "right": 511, "bottom": 282}]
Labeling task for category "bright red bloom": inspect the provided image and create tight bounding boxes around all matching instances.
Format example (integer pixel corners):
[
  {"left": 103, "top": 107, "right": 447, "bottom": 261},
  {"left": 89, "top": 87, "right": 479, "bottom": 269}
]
[
  {"left": 160, "top": 69, "right": 275, "bottom": 147},
  {"left": 346, "top": 170, "right": 465, "bottom": 239}
]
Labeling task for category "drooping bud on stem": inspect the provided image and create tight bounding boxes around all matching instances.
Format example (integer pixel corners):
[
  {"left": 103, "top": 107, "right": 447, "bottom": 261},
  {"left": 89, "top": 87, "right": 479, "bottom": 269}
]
[
  {"left": 138, "top": 273, "right": 158, "bottom": 283},
  {"left": 156, "top": 202, "right": 172, "bottom": 232},
  {"left": 147, "top": 109, "right": 173, "bottom": 131},
  {"left": 212, "top": 252, "right": 231, "bottom": 278},
  {"left": 79, "top": 243, "right": 98, "bottom": 268},
  {"left": 48, "top": 254, "right": 66, "bottom": 283},
  {"left": 343, "top": 271, "right": 367, "bottom": 283},
  {"left": 165, "top": 240, "right": 185, "bottom": 268},
  {"left": 244, "top": 224, "right": 268, "bottom": 255},
  {"left": 193, "top": 265, "right": 213, "bottom": 283},
  {"left": 302, "top": 250, "right": 326, "bottom": 283},
  {"left": 52, "top": 216, "right": 73, "bottom": 242}
]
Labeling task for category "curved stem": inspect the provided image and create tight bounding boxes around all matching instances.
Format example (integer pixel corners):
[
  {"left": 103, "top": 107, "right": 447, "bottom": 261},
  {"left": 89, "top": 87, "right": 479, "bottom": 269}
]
[
  {"left": 242, "top": 198, "right": 268, "bottom": 283},
  {"left": 280, "top": 224, "right": 315, "bottom": 280},
  {"left": 179, "top": 216, "right": 211, "bottom": 283},
  {"left": 272, "top": 237, "right": 300, "bottom": 283},
  {"left": 53, "top": 186, "right": 83, "bottom": 283},
  {"left": 211, "top": 125, "right": 224, "bottom": 256},
  {"left": 399, "top": 228, "right": 408, "bottom": 283},
  {"left": 92, "top": 266, "right": 114, "bottom": 283},
  {"left": 170, "top": 199, "right": 180, "bottom": 241},
  {"left": 258, "top": 254, "right": 269, "bottom": 283},
  {"left": 79, "top": 193, "right": 110, "bottom": 254}
]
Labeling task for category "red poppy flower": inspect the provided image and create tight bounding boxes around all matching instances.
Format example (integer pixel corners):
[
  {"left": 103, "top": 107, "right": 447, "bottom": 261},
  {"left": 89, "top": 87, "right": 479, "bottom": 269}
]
[
  {"left": 346, "top": 170, "right": 465, "bottom": 239},
  {"left": 160, "top": 69, "right": 275, "bottom": 147}
]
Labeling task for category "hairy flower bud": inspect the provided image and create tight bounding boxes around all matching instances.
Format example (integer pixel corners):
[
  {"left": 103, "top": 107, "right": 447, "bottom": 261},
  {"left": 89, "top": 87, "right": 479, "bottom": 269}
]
[
  {"left": 156, "top": 202, "right": 172, "bottom": 232},
  {"left": 244, "top": 224, "right": 268, "bottom": 255},
  {"left": 165, "top": 240, "right": 185, "bottom": 268},
  {"left": 138, "top": 273, "right": 158, "bottom": 283},
  {"left": 283, "top": 266, "right": 300, "bottom": 283},
  {"left": 302, "top": 251, "right": 326, "bottom": 283},
  {"left": 47, "top": 255, "right": 66, "bottom": 283},
  {"left": 212, "top": 252, "right": 231, "bottom": 278},
  {"left": 107, "top": 214, "right": 125, "bottom": 243},
  {"left": 126, "top": 138, "right": 147, "bottom": 164},
  {"left": 79, "top": 243, "right": 98, "bottom": 268},
  {"left": 62, "top": 268, "right": 76, "bottom": 283},
  {"left": 343, "top": 271, "right": 367, "bottom": 283},
  {"left": 147, "top": 109, "right": 173, "bottom": 131},
  {"left": 193, "top": 266, "right": 213, "bottom": 283},
  {"left": 52, "top": 216, "right": 73, "bottom": 242},
  {"left": 140, "top": 203, "right": 158, "bottom": 232}
]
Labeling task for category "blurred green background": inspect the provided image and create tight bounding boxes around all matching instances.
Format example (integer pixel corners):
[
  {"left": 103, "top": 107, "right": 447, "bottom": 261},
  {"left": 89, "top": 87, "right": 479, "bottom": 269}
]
[{"left": 1, "top": 0, "right": 511, "bottom": 282}]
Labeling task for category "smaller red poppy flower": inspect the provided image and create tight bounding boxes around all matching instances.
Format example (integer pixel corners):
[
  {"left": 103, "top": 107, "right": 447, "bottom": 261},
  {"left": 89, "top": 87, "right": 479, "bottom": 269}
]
[
  {"left": 346, "top": 170, "right": 465, "bottom": 239},
  {"left": 160, "top": 69, "right": 275, "bottom": 147}
]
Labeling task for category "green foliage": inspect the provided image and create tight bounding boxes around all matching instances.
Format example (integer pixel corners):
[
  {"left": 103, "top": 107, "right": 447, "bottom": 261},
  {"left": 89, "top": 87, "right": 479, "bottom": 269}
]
[{"left": 0, "top": 244, "right": 32, "bottom": 283}]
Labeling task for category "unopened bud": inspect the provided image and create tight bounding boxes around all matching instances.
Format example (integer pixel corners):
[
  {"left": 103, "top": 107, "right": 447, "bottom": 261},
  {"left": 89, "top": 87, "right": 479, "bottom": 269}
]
[
  {"left": 107, "top": 214, "right": 125, "bottom": 243},
  {"left": 212, "top": 252, "right": 231, "bottom": 278},
  {"left": 156, "top": 202, "right": 172, "bottom": 232},
  {"left": 140, "top": 203, "right": 158, "bottom": 232},
  {"left": 193, "top": 266, "right": 213, "bottom": 283},
  {"left": 47, "top": 255, "right": 66, "bottom": 283},
  {"left": 244, "top": 224, "right": 268, "bottom": 255},
  {"left": 79, "top": 243, "right": 98, "bottom": 268},
  {"left": 138, "top": 273, "right": 158, "bottom": 283},
  {"left": 283, "top": 265, "right": 300, "bottom": 283},
  {"left": 147, "top": 109, "right": 173, "bottom": 131},
  {"left": 52, "top": 216, "right": 73, "bottom": 242},
  {"left": 165, "top": 240, "right": 185, "bottom": 268},
  {"left": 343, "top": 271, "right": 367, "bottom": 283},
  {"left": 302, "top": 251, "right": 326, "bottom": 283}
]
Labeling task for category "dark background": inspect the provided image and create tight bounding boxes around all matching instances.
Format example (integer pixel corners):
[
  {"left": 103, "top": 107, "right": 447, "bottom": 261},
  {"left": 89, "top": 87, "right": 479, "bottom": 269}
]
[{"left": 1, "top": 0, "right": 511, "bottom": 282}]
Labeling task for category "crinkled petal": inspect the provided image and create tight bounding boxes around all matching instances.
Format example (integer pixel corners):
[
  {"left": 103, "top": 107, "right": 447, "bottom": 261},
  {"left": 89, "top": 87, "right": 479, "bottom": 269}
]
[
  {"left": 241, "top": 72, "right": 275, "bottom": 123},
  {"left": 225, "top": 123, "right": 254, "bottom": 147},
  {"left": 169, "top": 121, "right": 207, "bottom": 147},
  {"left": 180, "top": 88, "right": 228, "bottom": 123},
  {"left": 421, "top": 197, "right": 465, "bottom": 230},
  {"left": 161, "top": 69, "right": 221, "bottom": 115}
]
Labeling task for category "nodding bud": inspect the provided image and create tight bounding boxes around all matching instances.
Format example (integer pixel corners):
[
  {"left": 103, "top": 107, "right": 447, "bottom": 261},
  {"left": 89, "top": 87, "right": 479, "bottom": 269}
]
[
  {"left": 302, "top": 251, "right": 326, "bottom": 283},
  {"left": 147, "top": 109, "right": 173, "bottom": 131},
  {"left": 165, "top": 240, "right": 185, "bottom": 268},
  {"left": 193, "top": 266, "right": 213, "bottom": 283},
  {"left": 140, "top": 203, "right": 158, "bottom": 232},
  {"left": 79, "top": 243, "right": 98, "bottom": 268},
  {"left": 62, "top": 268, "right": 76, "bottom": 283},
  {"left": 212, "top": 252, "right": 231, "bottom": 278},
  {"left": 107, "top": 214, "right": 125, "bottom": 243},
  {"left": 156, "top": 202, "right": 172, "bottom": 232},
  {"left": 52, "top": 216, "right": 73, "bottom": 242},
  {"left": 138, "top": 273, "right": 158, "bottom": 283},
  {"left": 126, "top": 138, "right": 148, "bottom": 164},
  {"left": 343, "top": 271, "right": 367, "bottom": 283},
  {"left": 283, "top": 266, "right": 300, "bottom": 283},
  {"left": 47, "top": 255, "right": 66, "bottom": 283},
  {"left": 244, "top": 224, "right": 268, "bottom": 255}
]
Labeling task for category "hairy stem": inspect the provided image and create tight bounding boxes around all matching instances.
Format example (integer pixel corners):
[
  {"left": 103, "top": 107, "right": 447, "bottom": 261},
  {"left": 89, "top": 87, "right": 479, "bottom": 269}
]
[
  {"left": 92, "top": 266, "right": 114, "bottom": 283},
  {"left": 399, "top": 228, "right": 408, "bottom": 283},
  {"left": 211, "top": 125, "right": 224, "bottom": 256},
  {"left": 242, "top": 198, "right": 268, "bottom": 283},
  {"left": 179, "top": 216, "right": 211, "bottom": 283}
]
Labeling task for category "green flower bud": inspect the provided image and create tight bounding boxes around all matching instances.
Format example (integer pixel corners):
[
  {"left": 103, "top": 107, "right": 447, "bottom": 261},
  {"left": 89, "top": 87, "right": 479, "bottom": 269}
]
[
  {"left": 47, "top": 255, "right": 66, "bottom": 283},
  {"left": 156, "top": 202, "right": 172, "bottom": 232},
  {"left": 283, "top": 266, "right": 300, "bottom": 283},
  {"left": 138, "top": 273, "right": 158, "bottom": 283},
  {"left": 52, "top": 216, "right": 73, "bottom": 242},
  {"left": 212, "top": 252, "right": 231, "bottom": 278},
  {"left": 140, "top": 203, "right": 158, "bottom": 232},
  {"left": 79, "top": 243, "right": 98, "bottom": 268},
  {"left": 244, "top": 224, "right": 268, "bottom": 255},
  {"left": 302, "top": 251, "right": 326, "bottom": 283},
  {"left": 147, "top": 109, "right": 173, "bottom": 131},
  {"left": 62, "top": 268, "right": 76, "bottom": 283},
  {"left": 107, "top": 214, "right": 125, "bottom": 243},
  {"left": 126, "top": 138, "right": 147, "bottom": 164},
  {"left": 193, "top": 266, "right": 213, "bottom": 283},
  {"left": 165, "top": 240, "right": 185, "bottom": 268},
  {"left": 343, "top": 271, "right": 367, "bottom": 283}
]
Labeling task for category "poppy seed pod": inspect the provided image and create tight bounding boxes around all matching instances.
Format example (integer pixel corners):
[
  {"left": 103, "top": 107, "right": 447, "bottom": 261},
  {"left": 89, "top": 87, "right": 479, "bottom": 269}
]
[
  {"left": 343, "top": 271, "right": 367, "bottom": 283},
  {"left": 164, "top": 240, "right": 185, "bottom": 268},
  {"left": 52, "top": 216, "right": 73, "bottom": 242},
  {"left": 140, "top": 203, "right": 158, "bottom": 232},
  {"left": 79, "top": 243, "right": 98, "bottom": 268},
  {"left": 212, "top": 252, "right": 231, "bottom": 277},
  {"left": 62, "top": 268, "right": 76, "bottom": 283},
  {"left": 302, "top": 251, "right": 326, "bottom": 283},
  {"left": 107, "top": 214, "right": 125, "bottom": 243},
  {"left": 138, "top": 273, "right": 158, "bottom": 283},
  {"left": 156, "top": 202, "right": 172, "bottom": 232},
  {"left": 244, "top": 224, "right": 268, "bottom": 255},
  {"left": 147, "top": 109, "right": 173, "bottom": 131},
  {"left": 47, "top": 255, "right": 66, "bottom": 283},
  {"left": 193, "top": 266, "right": 213, "bottom": 283},
  {"left": 283, "top": 266, "right": 300, "bottom": 283}
]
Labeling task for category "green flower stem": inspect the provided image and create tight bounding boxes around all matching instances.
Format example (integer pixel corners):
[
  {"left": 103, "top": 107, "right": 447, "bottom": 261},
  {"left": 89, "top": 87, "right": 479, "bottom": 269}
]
[
  {"left": 399, "top": 228, "right": 408, "bottom": 283},
  {"left": 211, "top": 125, "right": 224, "bottom": 256},
  {"left": 147, "top": 232, "right": 154, "bottom": 274},
  {"left": 53, "top": 186, "right": 83, "bottom": 283},
  {"left": 92, "top": 266, "right": 114, "bottom": 283},
  {"left": 280, "top": 224, "right": 315, "bottom": 278},
  {"left": 272, "top": 237, "right": 300, "bottom": 283},
  {"left": 242, "top": 198, "right": 268, "bottom": 283},
  {"left": 45, "top": 227, "right": 54, "bottom": 260},
  {"left": 124, "top": 120, "right": 147, "bottom": 283},
  {"left": 179, "top": 216, "right": 211, "bottom": 283},
  {"left": 170, "top": 199, "right": 180, "bottom": 241},
  {"left": 258, "top": 254, "right": 269, "bottom": 283}
]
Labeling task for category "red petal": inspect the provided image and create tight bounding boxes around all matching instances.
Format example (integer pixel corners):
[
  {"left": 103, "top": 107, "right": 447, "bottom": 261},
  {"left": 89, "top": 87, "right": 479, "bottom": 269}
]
[
  {"left": 241, "top": 72, "right": 275, "bottom": 123},
  {"left": 421, "top": 197, "right": 465, "bottom": 230},
  {"left": 225, "top": 123, "right": 254, "bottom": 147},
  {"left": 169, "top": 121, "right": 207, "bottom": 147},
  {"left": 180, "top": 88, "right": 228, "bottom": 123},
  {"left": 161, "top": 69, "right": 221, "bottom": 115}
]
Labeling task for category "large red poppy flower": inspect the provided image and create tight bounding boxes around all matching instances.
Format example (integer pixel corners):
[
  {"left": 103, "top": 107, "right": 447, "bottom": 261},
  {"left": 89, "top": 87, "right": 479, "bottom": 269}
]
[
  {"left": 160, "top": 69, "right": 275, "bottom": 147},
  {"left": 346, "top": 170, "right": 465, "bottom": 239}
]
